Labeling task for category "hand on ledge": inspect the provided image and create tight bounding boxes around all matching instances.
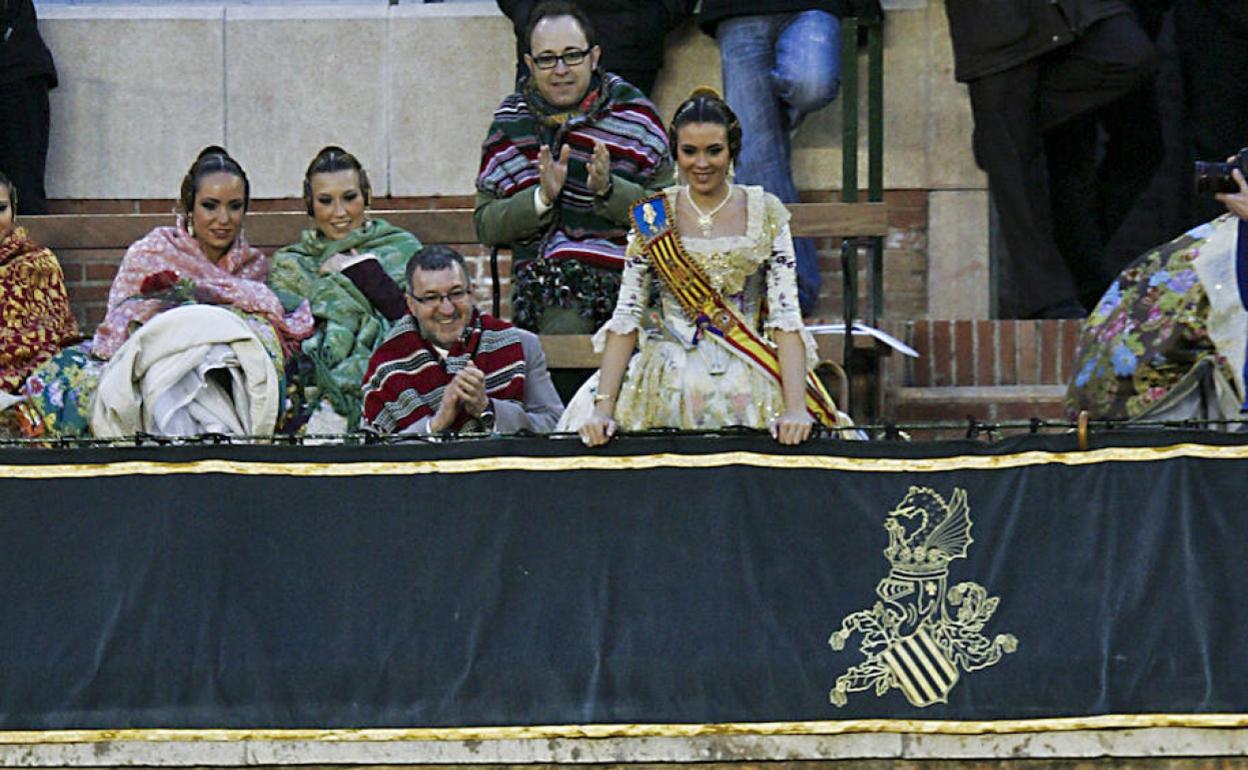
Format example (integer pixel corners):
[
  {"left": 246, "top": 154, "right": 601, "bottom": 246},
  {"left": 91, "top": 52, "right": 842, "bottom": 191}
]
[
  {"left": 579, "top": 412, "right": 617, "bottom": 447},
  {"left": 771, "top": 411, "right": 813, "bottom": 446}
]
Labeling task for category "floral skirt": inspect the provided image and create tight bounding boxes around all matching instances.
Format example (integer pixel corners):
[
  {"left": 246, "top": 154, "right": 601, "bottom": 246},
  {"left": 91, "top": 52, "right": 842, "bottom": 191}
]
[
  {"left": 16, "top": 343, "right": 104, "bottom": 439},
  {"left": 558, "top": 333, "right": 789, "bottom": 433}
]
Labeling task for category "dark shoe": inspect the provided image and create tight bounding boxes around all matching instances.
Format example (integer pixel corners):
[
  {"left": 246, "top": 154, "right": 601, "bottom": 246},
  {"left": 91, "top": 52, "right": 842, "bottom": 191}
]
[{"left": 1027, "top": 299, "right": 1088, "bottom": 320}]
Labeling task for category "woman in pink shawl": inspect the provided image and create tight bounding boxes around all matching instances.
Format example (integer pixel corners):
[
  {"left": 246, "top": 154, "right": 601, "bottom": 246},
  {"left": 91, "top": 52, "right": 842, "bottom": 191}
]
[
  {"left": 17, "top": 147, "right": 313, "bottom": 439},
  {"left": 92, "top": 146, "right": 312, "bottom": 358}
]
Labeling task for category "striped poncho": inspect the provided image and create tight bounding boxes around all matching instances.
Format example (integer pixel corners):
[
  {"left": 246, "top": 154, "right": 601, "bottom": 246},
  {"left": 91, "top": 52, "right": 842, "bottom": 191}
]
[
  {"left": 476, "top": 72, "right": 670, "bottom": 271},
  {"left": 360, "top": 312, "right": 527, "bottom": 434}
]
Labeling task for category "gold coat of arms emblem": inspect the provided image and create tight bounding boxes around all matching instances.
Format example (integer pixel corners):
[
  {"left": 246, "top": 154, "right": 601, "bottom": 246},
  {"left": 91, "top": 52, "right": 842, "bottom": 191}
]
[{"left": 829, "top": 486, "right": 1018, "bottom": 707}]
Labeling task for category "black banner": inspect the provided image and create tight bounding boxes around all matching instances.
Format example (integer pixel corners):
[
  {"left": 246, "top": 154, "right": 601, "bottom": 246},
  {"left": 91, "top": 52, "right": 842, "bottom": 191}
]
[{"left": 0, "top": 432, "right": 1245, "bottom": 731}]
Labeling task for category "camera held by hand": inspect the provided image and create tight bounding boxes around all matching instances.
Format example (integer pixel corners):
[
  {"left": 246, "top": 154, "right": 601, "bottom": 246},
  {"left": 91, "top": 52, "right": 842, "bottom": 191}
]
[{"left": 1195, "top": 148, "right": 1248, "bottom": 195}]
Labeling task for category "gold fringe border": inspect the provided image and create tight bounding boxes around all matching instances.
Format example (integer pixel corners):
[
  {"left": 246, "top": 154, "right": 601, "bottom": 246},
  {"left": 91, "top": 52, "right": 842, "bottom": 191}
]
[
  {"left": 4, "top": 442, "right": 1248, "bottom": 479},
  {"left": 0, "top": 714, "right": 1247, "bottom": 743}
]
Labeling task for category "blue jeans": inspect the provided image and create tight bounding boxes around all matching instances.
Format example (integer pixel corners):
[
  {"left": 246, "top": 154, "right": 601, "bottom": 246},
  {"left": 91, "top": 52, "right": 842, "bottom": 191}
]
[{"left": 718, "top": 11, "right": 842, "bottom": 316}]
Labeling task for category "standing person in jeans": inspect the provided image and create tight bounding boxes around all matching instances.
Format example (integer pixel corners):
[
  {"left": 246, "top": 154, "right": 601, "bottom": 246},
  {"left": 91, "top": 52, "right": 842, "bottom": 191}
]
[
  {"left": 0, "top": 0, "right": 57, "bottom": 214},
  {"left": 697, "top": 2, "right": 847, "bottom": 317}
]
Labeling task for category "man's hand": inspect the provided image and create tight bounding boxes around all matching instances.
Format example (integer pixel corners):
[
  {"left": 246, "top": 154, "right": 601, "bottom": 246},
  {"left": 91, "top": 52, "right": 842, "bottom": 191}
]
[
  {"left": 428, "top": 380, "right": 461, "bottom": 433},
  {"left": 538, "top": 144, "right": 571, "bottom": 206},
  {"left": 586, "top": 140, "right": 612, "bottom": 197},
  {"left": 1216, "top": 167, "right": 1248, "bottom": 222},
  {"left": 428, "top": 364, "right": 489, "bottom": 432},
  {"left": 452, "top": 364, "right": 489, "bottom": 417}
]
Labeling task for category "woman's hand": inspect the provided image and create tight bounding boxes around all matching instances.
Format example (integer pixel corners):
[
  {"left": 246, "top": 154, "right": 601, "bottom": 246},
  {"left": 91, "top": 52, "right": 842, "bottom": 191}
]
[
  {"left": 579, "top": 410, "right": 617, "bottom": 447},
  {"left": 319, "top": 251, "right": 353, "bottom": 275},
  {"left": 1216, "top": 167, "right": 1248, "bottom": 222},
  {"left": 770, "top": 410, "right": 813, "bottom": 445}
]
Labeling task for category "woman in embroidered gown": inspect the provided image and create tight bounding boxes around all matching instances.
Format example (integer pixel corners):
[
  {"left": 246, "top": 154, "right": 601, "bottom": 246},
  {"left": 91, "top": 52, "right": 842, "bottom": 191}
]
[
  {"left": 268, "top": 146, "right": 422, "bottom": 434},
  {"left": 1066, "top": 162, "right": 1248, "bottom": 422},
  {"left": 18, "top": 147, "right": 313, "bottom": 438},
  {"left": 560, "top": 89, "right": 852, "bottom": 446}
]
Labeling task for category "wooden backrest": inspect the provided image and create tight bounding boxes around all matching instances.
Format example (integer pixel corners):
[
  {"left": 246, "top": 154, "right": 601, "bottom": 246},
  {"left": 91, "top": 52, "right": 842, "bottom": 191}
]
[
  {"left": 21, "top": 209, "right": 480, "bottom": 252},
  {"left": 21, "top": 203, "right": 881, "bottom": 250},
  {"left": 22, "top": 204, "right": 888, "bottom": 372},
  {"left": 787, "top": 202, "right": 888, "bottom": 237}
]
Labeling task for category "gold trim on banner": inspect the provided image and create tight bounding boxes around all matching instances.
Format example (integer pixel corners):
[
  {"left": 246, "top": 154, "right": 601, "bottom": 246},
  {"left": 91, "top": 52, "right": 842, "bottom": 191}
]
[
  {"left": 5, "top": 442, "right": 1248, "bottom": 479},
  {"left": 0, "top": 714, "right": 1247, "bottom": 743}
]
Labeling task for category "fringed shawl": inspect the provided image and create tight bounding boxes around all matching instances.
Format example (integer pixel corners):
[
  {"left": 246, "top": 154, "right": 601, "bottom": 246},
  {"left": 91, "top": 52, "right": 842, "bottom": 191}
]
[
  {"left": 268, "top": 218, "right": 422, "bottom": 424},
  {"left": 92, "top": 222, "right": 314, "bottom": 360},
  {"left": 0, "top": 227, "right": 80, "bottom": 391}
]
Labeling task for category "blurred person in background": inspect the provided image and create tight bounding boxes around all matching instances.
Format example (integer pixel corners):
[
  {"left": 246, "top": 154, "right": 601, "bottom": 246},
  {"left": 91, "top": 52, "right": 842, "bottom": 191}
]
[{"left": 0, "top": 0, "right": 57, "bottom": 214}]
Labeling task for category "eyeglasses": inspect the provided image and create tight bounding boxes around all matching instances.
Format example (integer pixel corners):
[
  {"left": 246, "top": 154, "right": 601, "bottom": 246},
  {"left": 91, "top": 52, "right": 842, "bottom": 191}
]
[
  {"left": 531, "top": 47, "right": 593, "bottom": 70},
  {"left": 407, "top": 288, "right": 472, "bottom": 306}
]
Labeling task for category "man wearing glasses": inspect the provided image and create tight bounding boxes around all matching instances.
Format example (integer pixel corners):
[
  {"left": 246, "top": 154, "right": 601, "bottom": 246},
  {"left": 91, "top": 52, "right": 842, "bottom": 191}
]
[
  {"left": 360, "top": 246, "right": 564, "bottom": 435},
  {"left": 475, "top": 0, "right": 673, "bottom": 337}
]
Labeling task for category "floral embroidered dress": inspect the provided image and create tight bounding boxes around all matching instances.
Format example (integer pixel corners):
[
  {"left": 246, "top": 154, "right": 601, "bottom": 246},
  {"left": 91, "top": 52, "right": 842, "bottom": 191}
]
[
  {"left": 1066, "top": 214, "right": 1247, "bottom": 421},
  {"left": 558, "top": 185, "right": 826, "bottom": 431}
]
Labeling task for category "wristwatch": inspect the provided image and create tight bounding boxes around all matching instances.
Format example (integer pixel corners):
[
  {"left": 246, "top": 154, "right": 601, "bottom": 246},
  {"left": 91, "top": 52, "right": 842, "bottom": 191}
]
[{"left": 477, "top": 405, "right": 496, "bottom": 433}]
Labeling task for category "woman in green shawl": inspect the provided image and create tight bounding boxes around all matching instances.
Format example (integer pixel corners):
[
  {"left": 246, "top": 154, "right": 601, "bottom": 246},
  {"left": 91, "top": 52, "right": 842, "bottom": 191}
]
[{"left": 269, "top": 146, "right": 422, "bottom": 433}]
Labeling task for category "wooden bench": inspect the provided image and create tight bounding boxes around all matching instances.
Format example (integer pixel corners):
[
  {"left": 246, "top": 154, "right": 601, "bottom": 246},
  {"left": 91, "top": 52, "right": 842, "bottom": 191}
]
[{"left": 23, "top": 200, "right": 887, "bottom": 412}]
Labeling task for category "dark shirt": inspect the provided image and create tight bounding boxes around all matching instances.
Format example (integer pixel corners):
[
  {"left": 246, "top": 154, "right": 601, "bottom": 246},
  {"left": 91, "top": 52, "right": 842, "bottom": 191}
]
[
  {"left": 0, "top": 0, "right": 56, "bottom": 87},
  {"left": 944, "top": 0, "right": 1129, "bottom": 82}
]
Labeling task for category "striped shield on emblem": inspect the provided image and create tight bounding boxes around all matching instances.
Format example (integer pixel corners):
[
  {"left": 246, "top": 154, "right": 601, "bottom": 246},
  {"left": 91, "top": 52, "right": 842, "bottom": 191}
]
[{"left": 881, "top": 626, "right": 959, "bottom": 707}]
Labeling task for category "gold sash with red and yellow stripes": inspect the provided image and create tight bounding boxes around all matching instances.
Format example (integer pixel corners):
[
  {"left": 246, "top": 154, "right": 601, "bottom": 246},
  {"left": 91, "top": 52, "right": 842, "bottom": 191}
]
[{"left": 629, "top": 193, "right": 841, "bottom": 427}]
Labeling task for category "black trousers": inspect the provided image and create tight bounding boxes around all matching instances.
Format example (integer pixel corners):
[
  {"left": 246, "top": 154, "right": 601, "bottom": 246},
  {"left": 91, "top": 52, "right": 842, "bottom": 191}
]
[
  {"left": 967, "top": 13, "right": 1157, "bottom": 317},
  {"left": 1175, "top": 0, "right": 1248, "bottom": 225},
  {"left": 0, "top": 76, "right": 52, "bottom": 215}
]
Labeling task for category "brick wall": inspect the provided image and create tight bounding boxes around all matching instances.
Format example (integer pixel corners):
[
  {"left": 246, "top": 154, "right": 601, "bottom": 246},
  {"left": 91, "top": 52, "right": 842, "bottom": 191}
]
[
  {"left": 903, "top": 320, "right": 1082, "bottom": 388},
  {"left": 805, "top": 189, "right": 928, "bottom": 322},
  {"left": 882, "top": 319, "right": 1086, "bottom": 436},
  {"left": 47, "top": 190, "right": 928, "bottom": 334}
]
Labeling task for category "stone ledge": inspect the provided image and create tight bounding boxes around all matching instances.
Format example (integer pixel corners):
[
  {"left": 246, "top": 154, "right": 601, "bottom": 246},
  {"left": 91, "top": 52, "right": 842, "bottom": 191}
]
[{"left": 1, "top": 727, "right": 1246, "bottom": 766}]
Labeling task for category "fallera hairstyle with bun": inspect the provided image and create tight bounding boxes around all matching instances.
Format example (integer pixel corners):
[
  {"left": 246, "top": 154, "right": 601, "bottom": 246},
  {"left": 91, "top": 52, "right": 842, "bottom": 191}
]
[
  {"left": 302, "top": 145, "right": 373, "bottom": 217},
  {"left": 179, "top": 146, "right": 250, "bottom": 217},
  {"left": 668, "top": 87, "right": 743, "bottom": 162}
]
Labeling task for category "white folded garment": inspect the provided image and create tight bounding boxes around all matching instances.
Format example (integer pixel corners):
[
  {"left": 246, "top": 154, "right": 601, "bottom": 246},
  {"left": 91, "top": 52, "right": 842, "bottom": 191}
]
[{"left": 91, "top": 305, "right": 279, "bottom": 438}]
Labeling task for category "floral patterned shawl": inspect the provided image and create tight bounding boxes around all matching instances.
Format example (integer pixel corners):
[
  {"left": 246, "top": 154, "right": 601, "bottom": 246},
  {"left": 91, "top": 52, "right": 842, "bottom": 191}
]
[
  {"left": 92, "top": 220, "right": 314, "bottom": 360},
  {"left": 0, "top": 227, "right": 81, "bottom": 391}
]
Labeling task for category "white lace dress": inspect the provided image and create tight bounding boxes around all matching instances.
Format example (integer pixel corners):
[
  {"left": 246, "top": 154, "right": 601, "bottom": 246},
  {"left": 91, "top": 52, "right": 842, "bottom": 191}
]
[{"left": 558, "top": 185, "right": 843, "bottom": 432}]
